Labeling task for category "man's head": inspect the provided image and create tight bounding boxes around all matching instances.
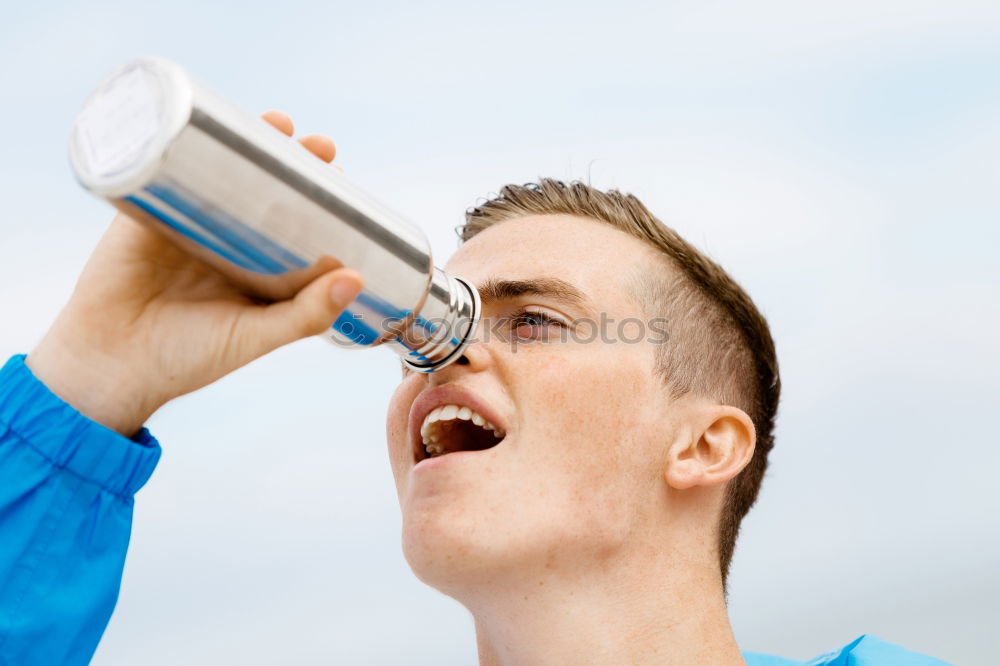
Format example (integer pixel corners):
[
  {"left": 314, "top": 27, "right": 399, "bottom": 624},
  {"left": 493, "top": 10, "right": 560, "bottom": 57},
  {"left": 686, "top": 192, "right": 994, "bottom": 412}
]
[{"left": 385, "top": 179, "right": 779, "bottom": 603}]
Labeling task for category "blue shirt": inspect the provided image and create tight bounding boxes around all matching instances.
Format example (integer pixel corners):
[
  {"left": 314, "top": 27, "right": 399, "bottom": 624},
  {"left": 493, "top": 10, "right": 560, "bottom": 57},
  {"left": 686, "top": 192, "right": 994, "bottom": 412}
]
[{"left": 0, "top": 354, "right": 952, "bottom": 665}]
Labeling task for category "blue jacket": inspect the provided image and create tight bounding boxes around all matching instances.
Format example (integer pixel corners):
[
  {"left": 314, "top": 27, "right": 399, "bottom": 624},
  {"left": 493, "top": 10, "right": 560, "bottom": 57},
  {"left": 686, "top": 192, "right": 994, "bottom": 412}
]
[{"left": 0, "top": 354, "right": 951, "bottom": 665}]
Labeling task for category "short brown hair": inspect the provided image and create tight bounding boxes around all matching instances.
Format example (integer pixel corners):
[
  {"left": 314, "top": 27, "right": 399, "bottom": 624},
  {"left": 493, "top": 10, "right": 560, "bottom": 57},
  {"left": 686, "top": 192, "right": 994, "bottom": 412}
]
[{"left": 459, "top": 179, "right": 780, "bottom": 587}]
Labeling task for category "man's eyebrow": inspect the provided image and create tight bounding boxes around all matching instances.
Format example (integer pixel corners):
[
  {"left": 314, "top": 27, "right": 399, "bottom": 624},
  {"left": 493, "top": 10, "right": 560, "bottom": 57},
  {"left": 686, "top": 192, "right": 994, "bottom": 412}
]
[{"left": 476, "top": 277, "right": 590, "bottom": 309}]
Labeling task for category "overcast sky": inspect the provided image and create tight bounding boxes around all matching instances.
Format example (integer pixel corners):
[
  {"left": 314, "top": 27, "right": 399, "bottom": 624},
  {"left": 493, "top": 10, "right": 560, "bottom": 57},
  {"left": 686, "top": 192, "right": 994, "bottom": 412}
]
[{"left": 1, "top": 1, "right": 998, "bottom": 664}]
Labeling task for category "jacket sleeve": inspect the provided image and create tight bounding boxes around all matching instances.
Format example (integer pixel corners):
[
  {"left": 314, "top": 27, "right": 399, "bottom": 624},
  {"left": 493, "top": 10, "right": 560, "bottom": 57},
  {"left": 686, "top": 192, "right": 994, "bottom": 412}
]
[{"left": 0, "top": 354, "right": 161, "bottom": 666}]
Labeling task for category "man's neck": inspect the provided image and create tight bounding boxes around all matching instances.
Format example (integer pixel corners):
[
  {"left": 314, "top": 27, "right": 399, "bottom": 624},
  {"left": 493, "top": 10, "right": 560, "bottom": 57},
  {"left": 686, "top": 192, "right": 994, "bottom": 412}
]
[{"left": 465, "top": 551, "right": 745, "bottom": 666}]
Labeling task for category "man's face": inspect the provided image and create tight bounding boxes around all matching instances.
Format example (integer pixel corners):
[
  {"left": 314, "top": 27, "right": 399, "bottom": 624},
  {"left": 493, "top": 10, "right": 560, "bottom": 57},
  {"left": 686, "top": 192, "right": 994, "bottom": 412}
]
[{"left": 386, "top": 215, "right": 680, "bottom": 593}]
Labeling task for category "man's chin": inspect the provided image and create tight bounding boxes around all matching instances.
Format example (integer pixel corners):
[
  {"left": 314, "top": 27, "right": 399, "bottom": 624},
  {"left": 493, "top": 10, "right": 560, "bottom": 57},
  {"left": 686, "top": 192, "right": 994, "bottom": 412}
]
[
  {"left": 400, "top": 516, "right": 529, "bottom": 597},
  {"left": 402, "top": 520, "right": 482, "bottom": 592}
]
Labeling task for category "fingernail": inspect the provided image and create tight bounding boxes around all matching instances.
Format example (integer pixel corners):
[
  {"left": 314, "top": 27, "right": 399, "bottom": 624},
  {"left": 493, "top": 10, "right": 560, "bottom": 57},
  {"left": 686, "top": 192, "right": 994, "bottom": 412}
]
[{"left": 329, "top": 277, "right": 361, "bottom": 306}]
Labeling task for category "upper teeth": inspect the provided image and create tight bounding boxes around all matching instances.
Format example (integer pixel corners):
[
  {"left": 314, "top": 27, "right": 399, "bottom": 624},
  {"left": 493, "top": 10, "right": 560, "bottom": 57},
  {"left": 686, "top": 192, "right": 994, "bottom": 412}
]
[{"left": 420, "top": 403, "right": 505, "bottom": 456}]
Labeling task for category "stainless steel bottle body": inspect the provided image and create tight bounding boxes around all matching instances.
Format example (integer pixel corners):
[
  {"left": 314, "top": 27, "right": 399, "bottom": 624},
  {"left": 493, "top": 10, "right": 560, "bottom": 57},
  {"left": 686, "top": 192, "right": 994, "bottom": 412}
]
[{"left": 68, "top": 57, "right": 479, "bottom": 372}]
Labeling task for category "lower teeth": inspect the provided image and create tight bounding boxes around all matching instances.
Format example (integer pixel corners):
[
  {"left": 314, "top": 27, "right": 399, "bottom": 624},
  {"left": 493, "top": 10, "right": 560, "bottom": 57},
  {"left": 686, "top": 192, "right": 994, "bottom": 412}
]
[{"left": 421, "top": 422, "right": 507, "bottom": 459}]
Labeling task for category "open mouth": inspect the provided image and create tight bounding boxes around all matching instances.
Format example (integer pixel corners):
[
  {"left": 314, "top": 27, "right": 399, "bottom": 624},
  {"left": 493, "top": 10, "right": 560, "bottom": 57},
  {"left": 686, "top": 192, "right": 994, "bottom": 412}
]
[{"left": 417, "top": 404, "right": 506, "bottom": 462}]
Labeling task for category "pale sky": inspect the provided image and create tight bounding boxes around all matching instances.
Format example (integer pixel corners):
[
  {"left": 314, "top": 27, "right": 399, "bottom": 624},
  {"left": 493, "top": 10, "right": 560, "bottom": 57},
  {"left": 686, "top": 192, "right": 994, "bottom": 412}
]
[{"left": 1, "top": 1, "right": 998, "bottom": 664}]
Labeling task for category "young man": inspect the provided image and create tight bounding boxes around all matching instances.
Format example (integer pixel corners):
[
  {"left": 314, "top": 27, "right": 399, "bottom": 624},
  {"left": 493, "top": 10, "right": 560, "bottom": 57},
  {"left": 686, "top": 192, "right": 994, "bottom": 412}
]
[{"left": 0, "top": 113, "right": 946, "bottom": 665}]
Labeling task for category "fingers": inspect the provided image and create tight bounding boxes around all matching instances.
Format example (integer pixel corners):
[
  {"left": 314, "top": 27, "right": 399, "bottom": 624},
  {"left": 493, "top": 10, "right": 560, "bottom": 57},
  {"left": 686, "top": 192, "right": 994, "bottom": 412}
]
[
  {"left": 261, "top": 111, "right": 338, "bottom": 163},
  {"left": 245, "top": 268, "right": 364, "bottom": 355},
  {"left": 261, "top": 110, "right": 294, "bottom": 136},
  {"left": 298, "top": 134, "right": 337, "bottom": 163}
]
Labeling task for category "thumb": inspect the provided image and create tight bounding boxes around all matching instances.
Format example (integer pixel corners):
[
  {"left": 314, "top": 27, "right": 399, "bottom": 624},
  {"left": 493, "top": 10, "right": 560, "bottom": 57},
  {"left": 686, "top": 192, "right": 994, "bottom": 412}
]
[{"left": 247, "top": 268, "right": 364, "bottom": 355}]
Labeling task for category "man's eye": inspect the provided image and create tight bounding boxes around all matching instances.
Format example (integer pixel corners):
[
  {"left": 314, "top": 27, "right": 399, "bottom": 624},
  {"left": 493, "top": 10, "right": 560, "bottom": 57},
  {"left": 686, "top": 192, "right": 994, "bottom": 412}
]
[
  {"left": 509, "top": 309, "right": 565, "bottom": 340},
  {"left": 513, "top": 311, "right": 557, "bottom": 326}
]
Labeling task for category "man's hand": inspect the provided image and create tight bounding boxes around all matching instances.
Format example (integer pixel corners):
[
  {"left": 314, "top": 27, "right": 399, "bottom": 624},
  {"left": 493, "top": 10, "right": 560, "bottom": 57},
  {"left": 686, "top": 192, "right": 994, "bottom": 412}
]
[{"left": 27, "top": 111, "right": 363, "bottom": 436}]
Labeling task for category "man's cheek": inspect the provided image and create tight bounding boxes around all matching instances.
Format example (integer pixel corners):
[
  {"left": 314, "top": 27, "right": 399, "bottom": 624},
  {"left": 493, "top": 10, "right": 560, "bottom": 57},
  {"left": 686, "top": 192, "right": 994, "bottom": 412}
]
[
  {"left": 386, "top": 377, "right": 421, "bottom": 453},
  {"left": 388, "top": 374, "right": 421, "bottom": 417}
]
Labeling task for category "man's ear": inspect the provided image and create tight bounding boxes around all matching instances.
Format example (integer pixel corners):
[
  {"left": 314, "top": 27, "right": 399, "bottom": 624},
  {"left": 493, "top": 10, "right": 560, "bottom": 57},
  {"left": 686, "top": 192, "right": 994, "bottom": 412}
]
[{"left": 665, "top": 405, "right": 756, "bottom": 490}]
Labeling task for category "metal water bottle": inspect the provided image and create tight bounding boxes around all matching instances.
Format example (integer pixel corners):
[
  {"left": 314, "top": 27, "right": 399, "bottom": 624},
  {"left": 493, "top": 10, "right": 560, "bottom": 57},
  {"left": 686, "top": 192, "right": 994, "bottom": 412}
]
[{"left": 68, "top": 57, "right": 480, "bottom": 372}]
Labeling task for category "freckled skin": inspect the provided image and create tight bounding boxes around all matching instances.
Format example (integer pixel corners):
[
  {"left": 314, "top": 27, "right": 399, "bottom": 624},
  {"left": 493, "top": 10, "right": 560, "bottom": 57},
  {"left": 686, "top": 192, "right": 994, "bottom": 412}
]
[{"left": 386, "top": 215, "right": 677, "bottom": 593}]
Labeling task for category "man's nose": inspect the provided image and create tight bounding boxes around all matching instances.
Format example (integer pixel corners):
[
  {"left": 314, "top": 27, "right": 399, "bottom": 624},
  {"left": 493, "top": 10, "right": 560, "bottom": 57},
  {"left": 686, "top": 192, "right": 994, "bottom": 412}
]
[{"left": 435, "top": 338, "right": 491, "bottom": 378}]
